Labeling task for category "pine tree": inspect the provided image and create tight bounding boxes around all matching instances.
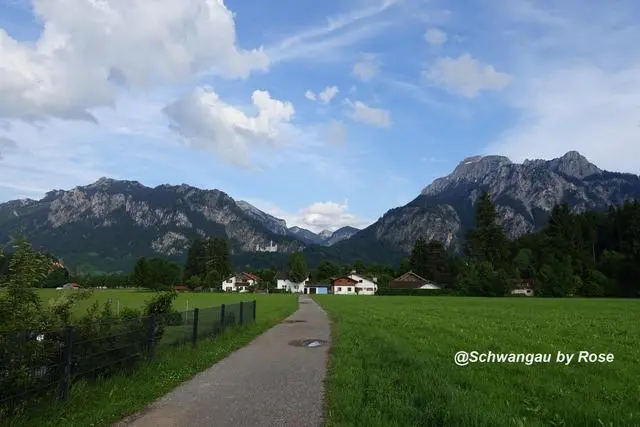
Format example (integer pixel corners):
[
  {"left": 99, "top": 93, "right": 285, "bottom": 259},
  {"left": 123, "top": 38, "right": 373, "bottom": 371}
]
[
  {"left": 464, "top": 192, "right": 509, "bottom": 268},
  {"left": 184, "top": 239, "right": 206, "bottom": 280},
  {"left": 288, "top": 252, "right": 308, "bottom": 283}
]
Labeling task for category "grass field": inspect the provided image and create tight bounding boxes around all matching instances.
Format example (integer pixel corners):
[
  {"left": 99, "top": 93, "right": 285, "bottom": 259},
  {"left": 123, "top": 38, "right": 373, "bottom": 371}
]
[
  {"left": 314, "top": 296, "right": 640, "bottom": 427},
  {"left": 35, "top": 288, "right": 263, "bottom": 315},
  {"left": 4, "top": 291, "right": 298, "bottom": 427}
]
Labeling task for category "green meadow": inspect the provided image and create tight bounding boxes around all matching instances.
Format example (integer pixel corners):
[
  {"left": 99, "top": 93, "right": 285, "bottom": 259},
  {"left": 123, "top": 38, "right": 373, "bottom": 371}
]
[
  {"left": 315, "top": 296, "right": 640, "bottom": 427},
  {"left": 35, "top": 288, "right": 263, "bottom": 315}
]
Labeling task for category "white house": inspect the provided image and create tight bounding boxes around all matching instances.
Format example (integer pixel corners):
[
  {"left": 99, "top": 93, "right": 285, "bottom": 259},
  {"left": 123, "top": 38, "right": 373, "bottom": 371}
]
[
  {"left": 331, "top": 276, "right": 358, "bottom": 295},
  {"left": 348, "top": 272, "right": 378, "bottom": 295},
  {"left": 510, "top": 280, "right": 535, "bottom": 297},
  {"left": 276, "top": 272, "right": 309, "bottom": 293},
  {"left": 222, "top": 272, "right": 261, "bottom": 293}
]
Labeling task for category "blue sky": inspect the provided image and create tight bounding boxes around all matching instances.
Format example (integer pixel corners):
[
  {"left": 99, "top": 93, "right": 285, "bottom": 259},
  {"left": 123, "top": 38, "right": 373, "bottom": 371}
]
[{"left": 1, "top": 0, "right": 639, "bottom": 232}]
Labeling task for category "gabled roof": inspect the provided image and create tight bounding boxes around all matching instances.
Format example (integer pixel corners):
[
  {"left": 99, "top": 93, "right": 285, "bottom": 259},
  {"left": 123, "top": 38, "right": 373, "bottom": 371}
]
[
  {"left": 242, "top": 272, "right": 261, "bottom": 282},
  {"left": 330, "top": 276, "right": 358, "bottom": 285},
  {"left": 389, "top": 271, "right": 439, "bottom": 289}
]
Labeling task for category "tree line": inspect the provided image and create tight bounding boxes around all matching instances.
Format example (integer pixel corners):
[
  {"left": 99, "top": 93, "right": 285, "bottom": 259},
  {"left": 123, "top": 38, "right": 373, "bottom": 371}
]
[
  {"left": 404, "top": 193, "right": 640, "bottom": 297},
  {"left": 3, "top": 194, "right": 639, "bottom": 297}
]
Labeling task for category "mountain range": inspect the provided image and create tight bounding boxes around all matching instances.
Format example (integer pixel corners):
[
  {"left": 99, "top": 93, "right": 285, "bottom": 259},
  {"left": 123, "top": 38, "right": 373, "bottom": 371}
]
[
  {"left": 332, "top": 151, "right": 640, "bottom": 258},
  {"left": 2, "top": 151, "right": 639, "bottom": 273}
]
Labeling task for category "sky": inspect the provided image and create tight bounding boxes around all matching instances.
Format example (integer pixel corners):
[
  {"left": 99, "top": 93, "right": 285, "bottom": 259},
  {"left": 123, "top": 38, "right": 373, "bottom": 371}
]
[{"left": 1, "top": 0, "right": 639, "bottom": 233}]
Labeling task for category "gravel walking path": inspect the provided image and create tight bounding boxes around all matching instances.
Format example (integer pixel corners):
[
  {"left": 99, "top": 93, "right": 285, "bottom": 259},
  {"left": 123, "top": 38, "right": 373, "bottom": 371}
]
[{"left": 116, "top": 295, "right": 330, "bottom": 427}]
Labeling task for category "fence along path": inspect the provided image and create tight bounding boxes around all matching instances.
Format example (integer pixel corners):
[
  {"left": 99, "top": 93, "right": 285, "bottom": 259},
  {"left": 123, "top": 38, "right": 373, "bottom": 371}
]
[
  {"left": 117, "top": 295, "right": 331, "bottom": 427},
  {"left": 0, "top": 300, "right": 256, "bottom": 412}
]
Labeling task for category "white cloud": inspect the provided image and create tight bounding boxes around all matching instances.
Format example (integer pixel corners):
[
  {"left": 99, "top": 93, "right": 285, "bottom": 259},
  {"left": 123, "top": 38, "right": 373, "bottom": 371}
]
[
  {"left": 352, "top": 54, "right": 379, "bottom": 81},
  {"left": 304, "top": 90, "right": 317, "bottom": 101},
  {"left": 318, "top": 86, "right": 339, "bottom": 104},
  {"left": 244, "top": 198, "right": 371, "bottom": 232},
  {"left": 163, "top": 88, "right": 295, "bottom": 168},
  {"left": 423, "top": 53, "right": 512, "bottom": 98},
  {"left": 344, "top": 99, "right": 391, "bottom": 128},
  {"left": 482, "top": 0, "right": 640, "bottom": 173},
  {"left": 0, "top": 0, "right": 269, "bottom": 123},
  {"left": 424, "top": 27, "right": 447, "bottom": 45},
  {"left": 488, "top": 65, "right": 640, "bottom": 174},
  {"left": 267, "top": 0, "right": 400, "bottom": 63}
]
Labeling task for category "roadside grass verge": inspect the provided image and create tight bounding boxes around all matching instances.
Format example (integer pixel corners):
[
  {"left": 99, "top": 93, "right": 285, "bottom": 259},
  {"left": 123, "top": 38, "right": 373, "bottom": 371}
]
[
  {"left": 315, "top": 296, "right": 640, "bottom": 427},
  {"left": 3, "top": 295, "right": 297, "bottom": 427}
]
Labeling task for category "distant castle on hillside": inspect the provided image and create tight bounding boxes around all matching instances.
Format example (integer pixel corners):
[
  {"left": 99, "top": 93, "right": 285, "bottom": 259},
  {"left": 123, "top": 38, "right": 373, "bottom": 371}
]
[{"left": 255, "top": 240, "right": 278, "bottom": 252}]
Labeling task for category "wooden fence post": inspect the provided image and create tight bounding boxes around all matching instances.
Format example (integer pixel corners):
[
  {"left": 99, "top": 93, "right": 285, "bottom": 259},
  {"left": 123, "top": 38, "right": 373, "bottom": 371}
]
[
  {"left": 147, "top": 315, "right": 156, "bottom": 360},
  {"left": 59, "top": 326, "right": 74, "bottom": 401},
  {"left": 192, "top": 308, "right": 199, "bottom": 347},
  {"left": 239, "top": 301, "right": 244, "bottom": 324},
  {"left": 220, "top": 304, "right": 226, "bottom": 331}
]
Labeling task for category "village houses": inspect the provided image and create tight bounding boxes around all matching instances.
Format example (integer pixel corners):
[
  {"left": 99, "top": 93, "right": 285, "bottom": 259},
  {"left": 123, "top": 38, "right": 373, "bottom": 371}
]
[{"left": 221, "top": 272, "right": 261, "bottom": 293}]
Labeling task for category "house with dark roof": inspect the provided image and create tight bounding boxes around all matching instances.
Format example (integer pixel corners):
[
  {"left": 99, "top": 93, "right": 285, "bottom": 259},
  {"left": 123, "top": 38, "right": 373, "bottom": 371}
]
[
  {"left": 221, "top": 272, "right": 261, "bottom": 293},
  {"left": 276, "top": 272, "right": 309, "bottom": 293},
  {"left": 389, "top": 271, "right": 441, "bottom": 290}
]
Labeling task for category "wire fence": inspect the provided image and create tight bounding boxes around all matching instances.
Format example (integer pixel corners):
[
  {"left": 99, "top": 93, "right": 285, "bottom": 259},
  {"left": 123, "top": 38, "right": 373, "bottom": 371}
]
[{"left": 0, "top": 300, "right": 257, "bottom": 416}]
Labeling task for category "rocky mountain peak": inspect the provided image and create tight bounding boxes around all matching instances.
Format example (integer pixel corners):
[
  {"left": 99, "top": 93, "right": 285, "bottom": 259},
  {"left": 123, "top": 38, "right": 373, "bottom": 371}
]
[
  {"left": 546, "top": 151, "right": 601, "bottom": 179},
  {"left": 319, "top": 229, "right": 333, "bottom": 239},
  {"left": 81, "top": 177, "right": 145, "bottom": 193},
  {"left": 423, "top": 155, "right": 513, "bottom": 196}
]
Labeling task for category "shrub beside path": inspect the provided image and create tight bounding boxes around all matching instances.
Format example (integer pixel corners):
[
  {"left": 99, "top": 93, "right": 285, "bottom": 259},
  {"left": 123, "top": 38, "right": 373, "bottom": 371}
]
[{"left": 116, "top": 295, "right": 330, "bottom": 427}]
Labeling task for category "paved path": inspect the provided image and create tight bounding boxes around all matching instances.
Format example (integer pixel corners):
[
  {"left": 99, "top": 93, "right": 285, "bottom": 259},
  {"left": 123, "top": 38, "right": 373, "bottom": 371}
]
[{"left": 117, "top": 295, "right": 330, "bottom": 427}]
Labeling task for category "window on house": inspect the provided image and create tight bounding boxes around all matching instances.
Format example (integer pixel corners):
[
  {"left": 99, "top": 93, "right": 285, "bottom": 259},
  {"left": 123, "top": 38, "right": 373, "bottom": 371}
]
[
  {"left": 359, "top": 279, "right": 363, "bottom": 282},
  {"left": 227, "top": 279, "right": 232, "bottom": 283},
  {"left": 348, "top": 287, "right": 352, "bottom": 292},
  {"left": 338, "top": 287, "right": 342, "bottom": 291}
]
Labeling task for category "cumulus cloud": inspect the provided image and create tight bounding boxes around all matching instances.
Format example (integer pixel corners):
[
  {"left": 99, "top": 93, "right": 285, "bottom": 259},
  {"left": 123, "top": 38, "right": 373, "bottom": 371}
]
[
  {"left": 352, "top": 54, "right": 379, "bottom": 82},
  {"left": 318, "top": 86, "right": 339, "bottom": 104},
  {"left": 305, "top": 86, "right": 339, "bottom": 104},
  {"left": 423, "top": 53, "right": 512, "bottom": 98},
  {"left": 163, "top": 88, "right": 295, "bottom": 168},
  {"left": 244, "top": 198, "right": 371, "bottom": 232},
  {"left": 0, "top": 0, "right": 269, "bottom": 123},
  {"left": 424, "top": 27, "right": 447, "bottom": 45},
  {"left": 344, "top": 99, "right": 391, "bottom": 128}
]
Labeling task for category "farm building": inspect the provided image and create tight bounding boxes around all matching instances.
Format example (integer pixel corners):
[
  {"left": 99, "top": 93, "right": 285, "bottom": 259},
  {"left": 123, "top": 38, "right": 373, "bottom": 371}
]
[
  {"left": 56, "top": 282, "right": 80, "bottom": 290},
  {"left": 221, "top": 272, "right": 261, "bottom": 292},
  {"left": 276, "top": 272, "right": 309, "bottom": 293},
  {"left": 330, "top": 272, "right": 377, "bottom": 295},
  {"left": 511, "top": 279, "right": 535, "bottom": 296},
  {"left": 389, "top": 271, "right": 441, "bottom": 290},
  {"left": 304, "top": 283, "right": 331, "bottom": 295}
]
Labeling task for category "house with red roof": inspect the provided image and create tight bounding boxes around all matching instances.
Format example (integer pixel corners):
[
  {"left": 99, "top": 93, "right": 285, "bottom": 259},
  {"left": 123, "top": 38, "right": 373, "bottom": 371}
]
[{"left": 221, "top": 272, "right": 261, "bottom": 293}]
